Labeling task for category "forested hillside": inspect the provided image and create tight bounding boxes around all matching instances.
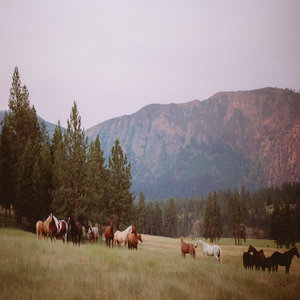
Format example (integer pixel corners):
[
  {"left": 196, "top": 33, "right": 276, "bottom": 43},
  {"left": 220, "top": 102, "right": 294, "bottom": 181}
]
[{"left": 87, "top": 88, "right": 300, "bottom": 200}]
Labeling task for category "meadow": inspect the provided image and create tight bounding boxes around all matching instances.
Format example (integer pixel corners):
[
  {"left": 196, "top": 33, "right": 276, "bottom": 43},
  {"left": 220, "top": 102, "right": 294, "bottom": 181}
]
[{"left": 0, "top": 228, "right": 300, "bottom": 300}]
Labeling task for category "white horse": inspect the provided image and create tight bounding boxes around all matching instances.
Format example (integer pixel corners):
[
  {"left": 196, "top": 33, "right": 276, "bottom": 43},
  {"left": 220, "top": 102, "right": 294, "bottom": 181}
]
[
  {"left": 195, "top": 239, "right": 222, "bottom": 263},
  {"left": 114, "top": 225, "right": 132, "bottom": 247}
]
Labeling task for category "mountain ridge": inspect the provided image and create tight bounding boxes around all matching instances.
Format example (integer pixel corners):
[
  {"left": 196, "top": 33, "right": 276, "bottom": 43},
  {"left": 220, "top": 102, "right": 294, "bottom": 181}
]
[{"left": 86, "top": 87, "right": 300, "bottom": 199}]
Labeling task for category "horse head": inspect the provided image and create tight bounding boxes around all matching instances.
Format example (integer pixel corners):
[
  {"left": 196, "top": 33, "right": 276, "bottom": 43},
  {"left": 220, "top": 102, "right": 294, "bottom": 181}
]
[
  {"left": 195, "top": 239, "right": 202, "bottom": 248},
  {"left": 131, "top": 225, "right": 137, "bottom": 234},
  {"left": 138, "top": 234, "right": 143, "bottom": 243}
]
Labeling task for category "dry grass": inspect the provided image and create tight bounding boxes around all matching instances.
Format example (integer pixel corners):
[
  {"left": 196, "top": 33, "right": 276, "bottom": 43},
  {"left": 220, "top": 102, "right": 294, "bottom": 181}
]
[{"left": 0, "top": 228, "right": 299, "bottom": 299}]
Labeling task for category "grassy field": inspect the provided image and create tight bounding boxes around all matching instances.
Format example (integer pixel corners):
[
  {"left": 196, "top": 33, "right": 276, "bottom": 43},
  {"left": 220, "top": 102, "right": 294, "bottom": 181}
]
[{"left": 0, "top": 228, "right": 300, "bottom": 300}]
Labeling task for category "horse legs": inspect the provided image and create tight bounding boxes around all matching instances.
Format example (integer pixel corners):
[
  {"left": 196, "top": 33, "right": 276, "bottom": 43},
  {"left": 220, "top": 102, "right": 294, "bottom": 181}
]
[
  {"left": 182, "top": 252, "right": 186, "bottom": 259},
  {"left": 285, "top": 262, "right": 291, "bottom": 274}
]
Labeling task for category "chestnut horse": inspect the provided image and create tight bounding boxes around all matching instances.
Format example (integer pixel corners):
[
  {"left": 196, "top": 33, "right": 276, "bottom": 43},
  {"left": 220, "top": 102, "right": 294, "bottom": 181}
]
[
  {"left": 248, "top": 245, "right": 266, "bottom": 271},
  {"left": 48, "top": 213, "right": 68, "bottom": 243},
  {"left": 128, "top": 225, "right": 143, "bottom": 250},
  {"left": 181, "top": 236, "right": 195, "bottom": 259},
  {"left": 104, "top": 219, "right": 114, "bottom": 247},
  {"left": 36, "top": 216, "right": 51, "bottom": 240}
]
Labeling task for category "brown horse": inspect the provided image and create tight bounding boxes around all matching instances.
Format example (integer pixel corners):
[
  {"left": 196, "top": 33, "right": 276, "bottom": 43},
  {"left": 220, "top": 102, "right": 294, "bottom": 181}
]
[
  {"left": 180, "top": 236, "right": 195, "bottom": 260},
  {"left": 48, "top": 213, "right": 68, "bottom": 243},
  {"left": 36, "top": 216, "right": 51, "bottom": 240},
  {"left": 104, "top": 219, "right": 114, "bottom": 247},
  {"left": 248, "top": 245, "right": 266, "bottom": 271},
  {"left": 128, "top": 225, "right": 143, "bottom": 250}
]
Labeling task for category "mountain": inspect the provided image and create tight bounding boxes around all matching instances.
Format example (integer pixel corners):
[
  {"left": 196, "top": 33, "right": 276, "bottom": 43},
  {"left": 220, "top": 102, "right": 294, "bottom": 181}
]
[{"left": 86, "top": 87, "right": 300, "bottom": 200}]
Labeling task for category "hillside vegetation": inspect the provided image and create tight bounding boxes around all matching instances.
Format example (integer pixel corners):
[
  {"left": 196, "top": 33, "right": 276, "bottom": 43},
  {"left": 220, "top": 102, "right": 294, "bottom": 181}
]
[
  {"left": 87, "top": 88, "right": 300, "bottom": 200},
  {"left": 0, "top": 228, "right": 299, "bottom": 299}
]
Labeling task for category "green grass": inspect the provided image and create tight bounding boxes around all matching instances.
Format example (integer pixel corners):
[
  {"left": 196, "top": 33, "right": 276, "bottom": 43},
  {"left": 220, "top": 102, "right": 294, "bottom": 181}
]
[{"left": 0, "top": 228, "right": 300, "bottom": 299}]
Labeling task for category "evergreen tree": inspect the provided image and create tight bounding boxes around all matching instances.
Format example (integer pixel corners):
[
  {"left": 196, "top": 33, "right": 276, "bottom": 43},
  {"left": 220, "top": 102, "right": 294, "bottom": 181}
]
[
  {"left": 228, "top": 189, "right": 240, "bottom": 245},
  {"left": 52, "top": 130, "right": 72, "bottom": 218},
  {"left": 202, "top": 192, "right": 214, "bottom": 242},
  {"left": 212, "top": 191, "right": 222, "bottom": 242},
  {"left": 153, "top": 200, "right": 163, "bottom": 236},
  {"left": 52, "top": 102, "right": 88, "bottom": 221},
  {"left": 136, "top": 192, "right": 146, "bottom": 234},
  {"left": 0, "top": 113, "right": 16, "bottom": 227},
  {"left": 108, "top": 139, "right": 135, "bottom": 229},
  {"left": 86, "top": 135, "right": 108, "bottom": 224},
  {"left": 7, "top": 67, "right": 40, "bottom": 222},
  {"left": 163, "top": 198, "right": 178, "bottom": 237},
  {"left": 50, "top": 120, "right": 64, "bottom": 162},
  {"left": 270, "top": 201, "right": 296, "bottom": 248},
  {"left": 202, "top": 192, "right": 222, "bottom": 242},
  {"left": 145, "top": 202, "right": 154, "bottom": 235}
]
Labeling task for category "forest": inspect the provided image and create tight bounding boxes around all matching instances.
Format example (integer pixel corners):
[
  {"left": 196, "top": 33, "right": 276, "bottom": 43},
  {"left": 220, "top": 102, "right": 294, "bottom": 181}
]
[{"left": 1, "top": 67, "right": 299, "bottom": 248}]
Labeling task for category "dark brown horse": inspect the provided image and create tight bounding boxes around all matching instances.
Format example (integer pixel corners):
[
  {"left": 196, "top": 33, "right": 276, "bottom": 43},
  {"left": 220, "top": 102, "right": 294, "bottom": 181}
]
[
  {"left": 48, "top": 213, "right": 68, "bottom": 243},
  {"left": 67, "top": 216, "right": 82, "bottom": 246},
  {"left": 243, "top": 251, "right": 254, "bottom": 270},
  {"left": 104, "top": 219, "right": 114, "bottom": 247},
  {"left": 270, "top": 247, "right": 299, "bottom": 274},
  {"left": 180, "top": 236, "right": 196, "bottom": 260},
  {"left": 248, "top": 245, "right": 266, "bottom": 271}
]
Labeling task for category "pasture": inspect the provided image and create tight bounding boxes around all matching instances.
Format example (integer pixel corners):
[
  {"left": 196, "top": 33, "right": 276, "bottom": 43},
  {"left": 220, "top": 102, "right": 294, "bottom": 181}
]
[{"left": 0, "top": 228, "right": 300, "bottom": 300}]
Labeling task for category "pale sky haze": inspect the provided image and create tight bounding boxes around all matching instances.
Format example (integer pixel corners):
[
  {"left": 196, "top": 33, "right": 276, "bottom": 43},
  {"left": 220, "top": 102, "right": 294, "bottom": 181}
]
[{"left": 0, "top": 0, "right": 299, "bottom": 129}]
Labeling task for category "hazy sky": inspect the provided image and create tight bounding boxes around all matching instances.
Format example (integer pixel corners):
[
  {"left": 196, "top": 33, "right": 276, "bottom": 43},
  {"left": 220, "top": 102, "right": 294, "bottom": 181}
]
[{"left": 0, "top": 0, "right": 299, "bottom": 129}]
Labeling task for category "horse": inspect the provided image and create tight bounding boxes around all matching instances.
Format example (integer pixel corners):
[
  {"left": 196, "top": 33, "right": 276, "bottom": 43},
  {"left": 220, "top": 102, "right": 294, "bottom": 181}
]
[
  {"left": 87, "top": 227, "right": 100, "bottom": 243},
  {"left": 247, "top": 245, "right": 266, "bottom": 271},
  {"left": 195, "top": 239, "right": 221, "bottom": 262},
  {"left": 128, "top": 225, "right": 143, "bottom": 250},
  {"left": 67, "top": 217, "right": 82, "bottom": 246},
  {"left": 114, "top": 225, "right": 132, "bottom": 247},
  {"left": 243, "top": 251, "right": 255, "bottom": 270},
  {"left": 270, "top": 247, "right": 299, "bottom": 274},
  {"left": 180, "top": 237, "right": 196, "bottom": 260},
  {"left": 104, "top": 219, "right": 114, "bottom": 247},
  {"left": 36, "top": 216, "right": 51, "bottom": 240},
  {"left": 48, "top": 213, "right": 68, "bottom": 243}
]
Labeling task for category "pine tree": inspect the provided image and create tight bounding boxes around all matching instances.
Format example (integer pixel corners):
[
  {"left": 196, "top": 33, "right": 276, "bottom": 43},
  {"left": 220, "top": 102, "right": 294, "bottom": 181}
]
[
  {"left": 145, "top": 202, "right": 154, "bottom": 235},
  {"left": 86, "top": 135, "right": 108, "bottom": 224},
  {"left": 52, "top": 102, "right": 88, "bottom": 221},
  {"left": 202, "top": 192, "right": 214, "bottom": 242},
  {"left": 212, "top": 191, "right": 222, "bottom": 242},
  {"left": 228, "top": 189, "right": 240, "bottom": 245},
  {"left": 52, "top": 131, "right": 72, "bottom": 218},
  {"left": 153, "top": 200, "right": 163, "bottom": 236},
  {"left": 136, "top": 192, "right": 146, "bottom": 233},
  {"left": 108, "top": 139, "right": 135, "bottom": 229},
  {"left": 7, "top": 67, "right": 40, "bottom": 222},
  {"left": 0, "top": 113, "right": 16, "bottom": 227},
  {"left": 163, "top": 198, "right": 178, "bottom": 237}
]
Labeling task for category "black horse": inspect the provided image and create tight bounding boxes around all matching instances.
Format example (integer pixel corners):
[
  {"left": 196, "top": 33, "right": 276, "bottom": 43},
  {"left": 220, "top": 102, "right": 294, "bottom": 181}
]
[
  {"left": 67, "top": 216, "right": 82, "bottom": 246},
  {"left": 270, "top": 247, "right": 299, "bottom": 274}
]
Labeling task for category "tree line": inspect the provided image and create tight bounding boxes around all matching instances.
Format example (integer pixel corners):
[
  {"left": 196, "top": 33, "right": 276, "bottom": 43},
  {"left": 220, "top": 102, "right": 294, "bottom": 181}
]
[
  {"left": 0, "top": 67, "right": 135, "bottom": 230},
  {"left": 0, "top": 68, "right": 299, "bottom": 248}
]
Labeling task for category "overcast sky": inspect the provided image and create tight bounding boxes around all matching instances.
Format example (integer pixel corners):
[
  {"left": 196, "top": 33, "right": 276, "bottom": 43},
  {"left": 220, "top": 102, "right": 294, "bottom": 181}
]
[{"left": 0, "top": 1, "right": 299, "bottom": 129}]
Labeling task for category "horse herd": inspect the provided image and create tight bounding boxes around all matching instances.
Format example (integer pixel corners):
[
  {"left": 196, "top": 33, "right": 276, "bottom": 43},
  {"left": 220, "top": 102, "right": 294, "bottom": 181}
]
[
  {"left": 181, "top": 237, "right": 299, "bottom": 274},
  {"left": 243, "top": 244, "right": 299, "bottom": 274},
  {"left": 36, "top": 213, "right": 143, "bottom": 250},
  {"left": 36, "top": 215, "right": 299, "bottom": 274}
]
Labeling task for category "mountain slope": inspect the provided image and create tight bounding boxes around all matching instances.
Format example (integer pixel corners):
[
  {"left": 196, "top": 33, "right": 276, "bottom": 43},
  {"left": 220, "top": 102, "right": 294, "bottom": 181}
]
[{"left": 87, "top": 88, "right": 300, "bottom": 200}]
